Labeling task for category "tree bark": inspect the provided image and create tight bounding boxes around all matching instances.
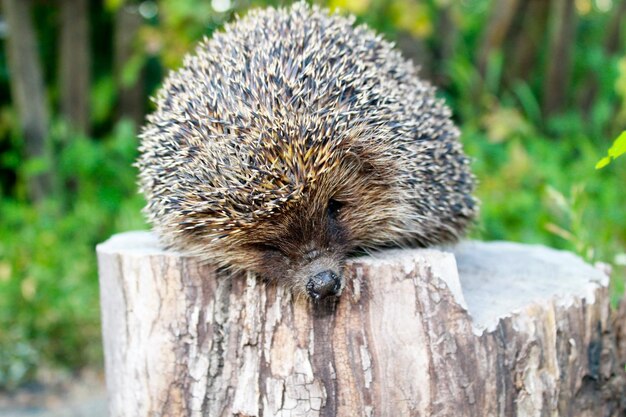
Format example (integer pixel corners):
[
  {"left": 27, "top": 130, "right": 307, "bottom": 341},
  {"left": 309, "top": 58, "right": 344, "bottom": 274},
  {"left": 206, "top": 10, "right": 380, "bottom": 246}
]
[
  {"left": 59, "top": 0, "right": 91, "bottom": 135},
  {"left": 97, "top": 232, "right": 626, "bottom": 416},
  {"left": 2, "top": 0, "right": 52, "bottom": 202},
  {"left": 543, "top": 0, "right": 578, "bottom": 117}
]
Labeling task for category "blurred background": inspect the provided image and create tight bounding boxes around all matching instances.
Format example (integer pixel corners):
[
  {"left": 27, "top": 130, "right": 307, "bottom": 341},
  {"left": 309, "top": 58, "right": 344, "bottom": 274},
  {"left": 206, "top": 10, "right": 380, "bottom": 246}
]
[{"left": 0, "top": 0, "right": 625, "bottom": 402}]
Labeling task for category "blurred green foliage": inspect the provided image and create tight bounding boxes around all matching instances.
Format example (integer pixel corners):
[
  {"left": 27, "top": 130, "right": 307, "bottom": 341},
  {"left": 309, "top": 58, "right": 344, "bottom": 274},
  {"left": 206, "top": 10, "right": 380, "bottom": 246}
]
[
  {"left": 0, "top": 121, "right": 145, "bottom": 387},
  {"left": 1, "top": 0, "right": 625, "bottom": 388}
]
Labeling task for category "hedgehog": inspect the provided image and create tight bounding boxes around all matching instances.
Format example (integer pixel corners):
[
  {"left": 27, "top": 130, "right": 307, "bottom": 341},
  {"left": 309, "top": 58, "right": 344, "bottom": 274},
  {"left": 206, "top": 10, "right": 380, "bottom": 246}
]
[{"left": 137, "top": 2, "right": 477, "bottom": 300}]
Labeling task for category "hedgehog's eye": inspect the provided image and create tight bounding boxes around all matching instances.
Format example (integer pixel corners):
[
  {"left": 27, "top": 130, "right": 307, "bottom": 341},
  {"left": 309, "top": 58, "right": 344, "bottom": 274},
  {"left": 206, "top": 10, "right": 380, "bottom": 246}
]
[
  {"left": 252, "top": 243, "right": 282, "bottom": 254},
  {"left": 327, "top": 198, "right": 344, "bottom": 219}
]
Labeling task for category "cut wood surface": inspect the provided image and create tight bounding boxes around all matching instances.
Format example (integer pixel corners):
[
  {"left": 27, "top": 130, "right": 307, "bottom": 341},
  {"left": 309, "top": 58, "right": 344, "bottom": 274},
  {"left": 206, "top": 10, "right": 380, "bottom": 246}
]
[{"left": 97, "top": 231, "right": 625, "bottom": 417}]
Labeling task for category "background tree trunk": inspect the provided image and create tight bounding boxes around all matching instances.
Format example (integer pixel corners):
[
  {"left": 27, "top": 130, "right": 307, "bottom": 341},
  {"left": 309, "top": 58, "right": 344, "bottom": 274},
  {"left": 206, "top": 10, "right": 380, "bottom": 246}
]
[
  {"left": 543, "top": 0, "right": 578, "bottom": 117},
  {"left": 97, "top": 232, "right": 626, "bottom": 416},
  {"left": 602, "top": 0, "right": 626, "bottom": 55},
  {"left": 59, "top": 0, "right": 91, "bottom": 135},
  {"left": 432, "top": 3, "right": 458, "bottom": 88},
  {"left": 2, "top": 0, "right": 52, "bottom": 202},
  {"left": 396, "top": 31, "right": 433, "bottom": 82},
  {"left": 113, "top": 4, "right": 145, "bottom": 126},
  {"left": 476, "top": 0, "right": 523, "bottom": 80},
  {"left": 580, "top": 0, "right": 626, "bottom": 119},
  {"left": 507, "top": 0, "right": 550, "bottom": 84}
]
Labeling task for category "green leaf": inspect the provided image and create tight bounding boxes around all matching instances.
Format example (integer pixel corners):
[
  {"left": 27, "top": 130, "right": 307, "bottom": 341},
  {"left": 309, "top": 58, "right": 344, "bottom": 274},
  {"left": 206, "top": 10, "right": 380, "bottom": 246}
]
[
  {"left": 596, "top": 130, "right": 626, "bottom": 169},
  {"left": 595, "top": 156, "right": 611, "bottom": 170},
  {"left": 608, "top": 131, "right": 626, "bottom": 159}
]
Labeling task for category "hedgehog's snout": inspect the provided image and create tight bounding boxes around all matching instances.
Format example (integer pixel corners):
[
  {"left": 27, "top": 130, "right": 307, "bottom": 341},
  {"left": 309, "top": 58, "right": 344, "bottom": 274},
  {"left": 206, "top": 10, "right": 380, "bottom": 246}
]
[{"left": 306, "top": 270, "right": 341, "bottom": 300}]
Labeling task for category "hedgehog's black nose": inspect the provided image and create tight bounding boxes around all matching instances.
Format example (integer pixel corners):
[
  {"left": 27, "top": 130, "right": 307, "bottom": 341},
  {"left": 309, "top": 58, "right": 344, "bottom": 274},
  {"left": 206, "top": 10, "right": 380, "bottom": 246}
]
[{"left": 307, "top": 270, "right": 341, "bottom": 300}]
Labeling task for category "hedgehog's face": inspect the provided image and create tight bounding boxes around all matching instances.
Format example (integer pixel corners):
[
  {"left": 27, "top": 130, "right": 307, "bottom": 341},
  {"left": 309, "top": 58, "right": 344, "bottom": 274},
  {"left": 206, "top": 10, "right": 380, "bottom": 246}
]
[
  {"left": 240, "top": 196, "right": 349, "bottom": 299},
  {"left": 147, "top": 122, "right": 403, "bottom": 300},
  {"left": 217, "top": 151, "right": 400, "bottom": 300}
]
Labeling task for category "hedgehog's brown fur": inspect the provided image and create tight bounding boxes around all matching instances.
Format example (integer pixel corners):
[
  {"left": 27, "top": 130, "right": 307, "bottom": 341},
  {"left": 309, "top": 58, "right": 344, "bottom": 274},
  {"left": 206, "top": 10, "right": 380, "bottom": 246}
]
[{"left": 137, "top": 2, "right": 478, "bottom": 297}]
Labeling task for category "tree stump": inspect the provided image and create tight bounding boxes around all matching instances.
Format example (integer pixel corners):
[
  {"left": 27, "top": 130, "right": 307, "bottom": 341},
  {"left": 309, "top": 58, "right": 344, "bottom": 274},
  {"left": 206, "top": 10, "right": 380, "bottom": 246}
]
[{"left": 97, "top": 232, "right": 625, "bottom": 417}]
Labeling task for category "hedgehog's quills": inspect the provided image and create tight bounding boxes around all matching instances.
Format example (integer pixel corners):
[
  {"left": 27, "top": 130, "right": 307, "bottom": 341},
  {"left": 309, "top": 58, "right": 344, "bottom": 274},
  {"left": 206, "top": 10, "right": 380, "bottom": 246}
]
[{"left": 137, "top": 2, "right": 478, "bottom": 299}]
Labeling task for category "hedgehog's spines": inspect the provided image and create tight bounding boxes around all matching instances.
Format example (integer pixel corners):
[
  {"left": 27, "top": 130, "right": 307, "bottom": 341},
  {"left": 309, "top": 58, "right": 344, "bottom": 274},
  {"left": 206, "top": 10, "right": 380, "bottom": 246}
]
[{"left": 137, "top": 2, "right": 478, "bottom": 284}]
